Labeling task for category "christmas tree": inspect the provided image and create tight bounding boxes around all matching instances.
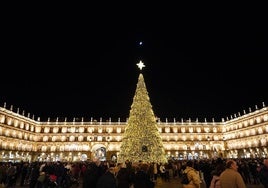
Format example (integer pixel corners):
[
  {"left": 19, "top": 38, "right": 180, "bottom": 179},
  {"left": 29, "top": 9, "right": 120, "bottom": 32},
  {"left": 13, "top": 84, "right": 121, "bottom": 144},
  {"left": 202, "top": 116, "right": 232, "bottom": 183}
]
[{"left": 118, "top": 61, "right": 167, "bottom": 164}]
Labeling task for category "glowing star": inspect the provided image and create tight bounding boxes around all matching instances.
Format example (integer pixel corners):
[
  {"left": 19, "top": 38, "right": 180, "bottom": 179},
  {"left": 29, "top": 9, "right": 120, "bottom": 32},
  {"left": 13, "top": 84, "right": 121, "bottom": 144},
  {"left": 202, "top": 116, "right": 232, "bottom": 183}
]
[
  {"left": 139, "top": 41, "right": 143, "bottom": 46},
  {"left": 137, "top": 60, "right": 145, "bottom": 70}
]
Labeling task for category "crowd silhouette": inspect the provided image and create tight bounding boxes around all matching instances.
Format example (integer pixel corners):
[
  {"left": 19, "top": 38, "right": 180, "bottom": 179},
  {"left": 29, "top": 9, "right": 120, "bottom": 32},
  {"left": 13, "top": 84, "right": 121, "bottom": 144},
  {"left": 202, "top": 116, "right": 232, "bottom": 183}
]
[{"left": 0, "top": 157, "right": 267, "bottom": 188}]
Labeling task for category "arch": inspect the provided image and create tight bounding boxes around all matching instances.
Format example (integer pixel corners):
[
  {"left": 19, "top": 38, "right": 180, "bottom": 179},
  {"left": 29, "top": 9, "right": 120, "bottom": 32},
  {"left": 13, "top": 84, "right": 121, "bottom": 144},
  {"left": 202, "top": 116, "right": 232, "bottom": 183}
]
[{"left": 91, "top": 144, "right": 107, "bottom": 161}]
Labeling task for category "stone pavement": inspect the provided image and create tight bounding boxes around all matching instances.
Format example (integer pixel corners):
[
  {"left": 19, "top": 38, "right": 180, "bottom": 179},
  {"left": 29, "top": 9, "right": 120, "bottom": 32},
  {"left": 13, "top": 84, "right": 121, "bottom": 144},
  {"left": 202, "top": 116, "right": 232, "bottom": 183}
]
[{"left": 154, "top": 177, "right": 181, "bottom": 188}]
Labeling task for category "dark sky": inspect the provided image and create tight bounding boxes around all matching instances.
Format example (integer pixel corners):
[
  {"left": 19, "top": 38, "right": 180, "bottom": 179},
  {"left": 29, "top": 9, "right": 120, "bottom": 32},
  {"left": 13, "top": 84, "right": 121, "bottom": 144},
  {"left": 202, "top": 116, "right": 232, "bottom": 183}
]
[{"left": 1, "top": 4, "right": 268, "bottom": 122}]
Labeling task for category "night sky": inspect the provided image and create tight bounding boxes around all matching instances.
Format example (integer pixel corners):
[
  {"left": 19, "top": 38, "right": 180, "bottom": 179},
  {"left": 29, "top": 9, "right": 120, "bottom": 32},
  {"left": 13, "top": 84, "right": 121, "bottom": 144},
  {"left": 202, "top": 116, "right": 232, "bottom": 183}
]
[{"left": 1, "top": 5, "right": 268, "bottom": 122}]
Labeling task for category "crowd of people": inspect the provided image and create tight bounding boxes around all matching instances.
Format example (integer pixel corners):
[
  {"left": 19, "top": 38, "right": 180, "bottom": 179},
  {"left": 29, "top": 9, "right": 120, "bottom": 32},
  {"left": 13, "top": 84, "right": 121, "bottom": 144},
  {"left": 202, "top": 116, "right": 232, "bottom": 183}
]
[{"left": 0, "top": 157, "right": 267, "bottom": 188}]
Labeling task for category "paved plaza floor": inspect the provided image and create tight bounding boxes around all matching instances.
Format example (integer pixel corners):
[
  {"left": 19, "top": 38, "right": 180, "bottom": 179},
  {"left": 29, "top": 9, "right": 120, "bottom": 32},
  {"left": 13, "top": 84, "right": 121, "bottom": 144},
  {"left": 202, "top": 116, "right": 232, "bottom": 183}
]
[{"left": 154, "top": 177, "right": 181, "bottom": 188}]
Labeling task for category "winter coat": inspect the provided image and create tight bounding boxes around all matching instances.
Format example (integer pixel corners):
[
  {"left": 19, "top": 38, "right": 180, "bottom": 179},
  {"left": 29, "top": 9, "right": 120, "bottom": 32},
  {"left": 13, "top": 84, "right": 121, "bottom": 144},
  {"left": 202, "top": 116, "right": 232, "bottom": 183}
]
[
  {"left": 209, "top": 175, "right": 221, "bottom": 188},
  {"left": 133, "top": 170, "right": 154, "bottom": 188},
  {"left": 82, "top": 163, "right": 101, "bottom": 188},
  {"left": 96, "top": 171, "right": 117, "bottom": 188},
  {"left": 116, "top": 167, "right": 131, "bottom": 188},
  {"left": 259, "top": 165, "right": 268, "bottom": 188},
  {"left": 219, "top": 168, "right": 246, "bottom": 188},
  {"left": 182, "top": 166, "right": 202, "bottom": 188}
]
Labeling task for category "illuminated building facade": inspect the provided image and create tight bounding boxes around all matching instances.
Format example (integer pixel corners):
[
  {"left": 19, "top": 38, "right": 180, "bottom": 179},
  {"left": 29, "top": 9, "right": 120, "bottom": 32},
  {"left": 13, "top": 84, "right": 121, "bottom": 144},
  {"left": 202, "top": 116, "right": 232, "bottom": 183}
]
[{"left": 0, "top": 103, "right": 267, "bottom": 162}]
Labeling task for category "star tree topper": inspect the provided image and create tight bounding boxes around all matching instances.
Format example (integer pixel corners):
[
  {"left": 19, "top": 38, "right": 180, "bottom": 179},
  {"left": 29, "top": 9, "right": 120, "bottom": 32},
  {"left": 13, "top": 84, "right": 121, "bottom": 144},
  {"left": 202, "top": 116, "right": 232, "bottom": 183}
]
[{"left": 137, "top": 60, "right": 145, "bottom": 70}]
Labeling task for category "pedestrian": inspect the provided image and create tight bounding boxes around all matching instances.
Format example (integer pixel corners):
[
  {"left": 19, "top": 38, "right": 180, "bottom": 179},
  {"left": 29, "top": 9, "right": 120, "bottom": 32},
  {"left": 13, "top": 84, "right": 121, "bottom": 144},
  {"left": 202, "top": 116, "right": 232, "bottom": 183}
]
[
  {"left": 258, "top": 158, "right": 268, "bottom": 188},
  {"left": 219, "top": 160, "right": 246, "bottom": 188},
  {"left": 159, "top": 163, "right": 166, "bottom": 181},
  {"left": 133, "top": 164, "right": 154, "bottom": 188},
  {"left": 209, "top": 163, "right": 225, "bottom": 188},
  {"left": 96, "top": 167, "right": 117, "bottom": 188},
  {"left": 116, "top": 162, "right": 131, "bottom": 188},
  {"left": 82, "top": 162, "right": 101, "bottom": 188},
  {"left": 182, "top": 160, "right": 202, "bottom": 188}
]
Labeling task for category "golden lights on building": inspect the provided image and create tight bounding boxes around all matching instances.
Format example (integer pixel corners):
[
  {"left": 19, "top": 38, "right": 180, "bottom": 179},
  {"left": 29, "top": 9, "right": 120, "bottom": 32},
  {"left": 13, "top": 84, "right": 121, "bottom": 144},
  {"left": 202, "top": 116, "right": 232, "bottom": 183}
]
[{"left": 0, "top": 103, "right": 267, "bottom": 162}]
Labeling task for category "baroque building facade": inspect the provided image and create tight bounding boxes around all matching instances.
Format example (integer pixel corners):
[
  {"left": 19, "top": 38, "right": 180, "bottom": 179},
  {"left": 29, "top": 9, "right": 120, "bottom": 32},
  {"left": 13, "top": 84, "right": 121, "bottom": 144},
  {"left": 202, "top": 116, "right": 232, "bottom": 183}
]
[{"left": 0, "top": 103, "right": 267, "bottom": 162}]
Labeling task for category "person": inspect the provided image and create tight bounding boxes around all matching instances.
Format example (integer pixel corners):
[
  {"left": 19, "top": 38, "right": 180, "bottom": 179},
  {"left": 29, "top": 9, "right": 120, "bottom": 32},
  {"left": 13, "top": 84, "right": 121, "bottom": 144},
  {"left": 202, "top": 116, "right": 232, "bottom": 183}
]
[
  {"left": 116, "top": 163, "right": 131, "bottom": 188},
  {"left": 96, "top": 167, "right": 117, "bottom": 188},
  {"left": 153, "top": 162, "right": 158, "bottom": 181},
  {"left": 209, "top": 158, "right": 225, "bottom": 188},
  {"left": 159, "top": 163, "right": 166, "bottom": 181},
  {"left": 83, "top": 162, "right": 102, "bottom": 188},
  {"left": 182, "top": 160, "right": 202, "bottom": 188},
  {"left": 20, "top": 162, "right": 29, "bottom": 186},
  {"left": 133, "top": 163, "right": 154, "bottom": 188},
  {"left": 219, "top": 160, "right": 246, "bottom": 188},
  {"left": 258, "top": 158, "right": 268, "bottom": 188},
  {"left": 209, "top": 162, "right": 225, "bottom": 188}
]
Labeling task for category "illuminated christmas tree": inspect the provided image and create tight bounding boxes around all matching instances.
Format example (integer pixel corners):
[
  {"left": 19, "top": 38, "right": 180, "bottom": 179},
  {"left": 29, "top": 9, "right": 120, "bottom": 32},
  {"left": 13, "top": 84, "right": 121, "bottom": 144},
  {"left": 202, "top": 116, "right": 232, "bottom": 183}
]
[{"left": 118, "top": 61, "right": 167, "bottom": 164}]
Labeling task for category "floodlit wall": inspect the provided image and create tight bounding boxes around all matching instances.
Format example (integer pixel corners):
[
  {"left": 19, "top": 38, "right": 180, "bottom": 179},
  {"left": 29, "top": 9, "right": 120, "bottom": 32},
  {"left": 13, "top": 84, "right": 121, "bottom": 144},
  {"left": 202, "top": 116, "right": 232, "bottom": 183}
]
[{"left": 0, "top": 106, "right": 267, "bottom": 162}]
